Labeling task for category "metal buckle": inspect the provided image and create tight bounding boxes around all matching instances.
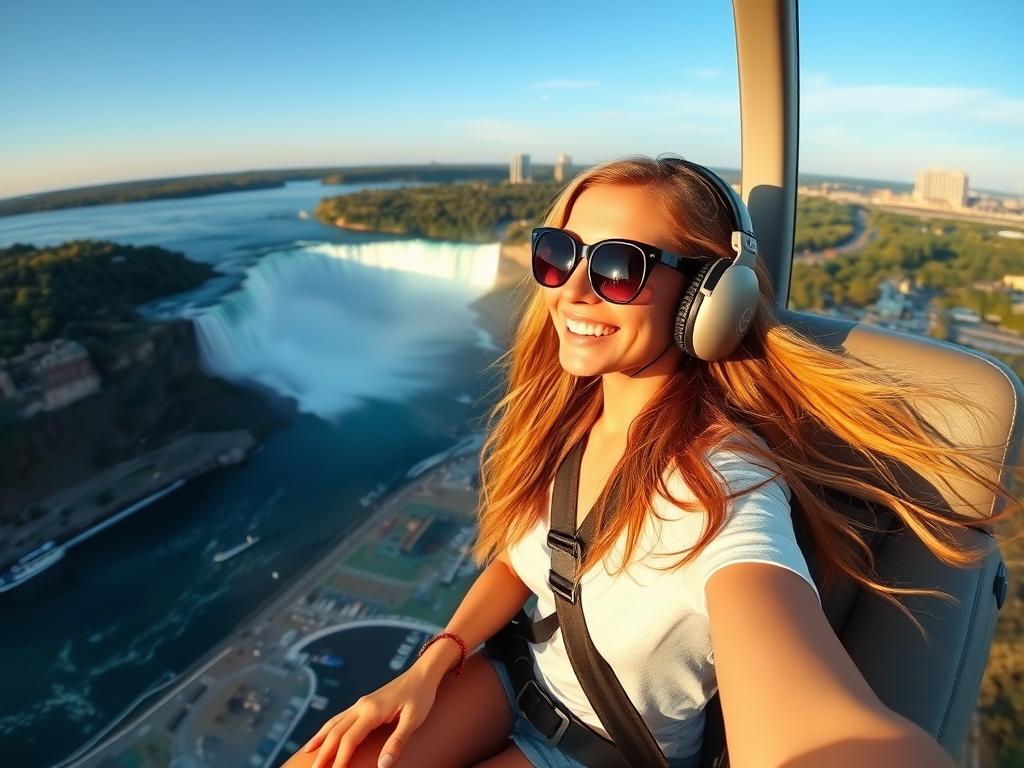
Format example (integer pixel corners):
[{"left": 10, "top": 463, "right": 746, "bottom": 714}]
[
  {"left": 547, "top": 530, "right": 581, "bottom": 604},
  {"left": 515, "top": 679, "right": 571, "bottom": 747},
  {"left": 547, "top": 570, "right": 578, "bottom": 604},
  {"left": 547, "top": 529, "right": 581, "bottom": 559}
]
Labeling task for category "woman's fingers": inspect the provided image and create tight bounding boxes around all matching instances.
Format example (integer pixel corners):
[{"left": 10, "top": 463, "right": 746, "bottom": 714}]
[
  {"left": 301, "top": 714, "right": 338, "bottom": 753},
  {"left": 329, "top": 714, "right": 390, "bottom": 768},
  {"left": 308, "top": 711, "right": 361, "bottom": 768},
  {"left": 302, "top": 711, "right": 351, "bottom": 753},
  {"left": 376, "top": 705, "right": 418, "bottom": 768},
  {"left": 299, "top": 671, "right": 432, "bottom": 768},
  {"left": 310, "top": 727, "right": 344, "bottom": 768}
]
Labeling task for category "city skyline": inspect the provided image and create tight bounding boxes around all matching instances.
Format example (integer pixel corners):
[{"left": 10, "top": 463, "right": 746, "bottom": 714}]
[{"left": 1, "top": 0, "right": 1022, "bottom": 198}]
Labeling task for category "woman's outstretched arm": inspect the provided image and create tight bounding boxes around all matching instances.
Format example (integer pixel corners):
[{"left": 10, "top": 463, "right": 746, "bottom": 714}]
[
  {"left": 413, "top": 549, "right": 533, "bottom": 684},
  {"left": 706, "top": 562, "right": 956, "bottom": 768}
]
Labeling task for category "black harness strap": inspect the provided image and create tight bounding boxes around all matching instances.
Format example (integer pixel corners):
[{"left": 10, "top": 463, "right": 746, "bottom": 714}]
[{"left": 546, "top": 438, "right": 672, "bottom": 768}]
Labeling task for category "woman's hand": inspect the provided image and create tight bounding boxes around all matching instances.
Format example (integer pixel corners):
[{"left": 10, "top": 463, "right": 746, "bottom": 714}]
[{"left": 299, "top": 665, "right": 440, "bottom": 768}]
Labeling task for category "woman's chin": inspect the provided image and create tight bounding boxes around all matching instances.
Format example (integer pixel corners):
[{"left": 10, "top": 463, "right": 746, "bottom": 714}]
[{"left": 557, "top": 348, "right": 612, "bottom": 378}]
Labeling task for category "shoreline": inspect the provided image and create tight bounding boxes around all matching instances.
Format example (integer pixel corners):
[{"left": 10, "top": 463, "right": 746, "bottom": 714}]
[{"left": 0, "top": 430, "right": 255, "bottom": 574}]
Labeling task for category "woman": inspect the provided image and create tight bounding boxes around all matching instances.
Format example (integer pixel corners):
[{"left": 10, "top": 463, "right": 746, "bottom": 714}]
[{"left": 284, "top": 156, "right": 1020, "bottom": 768}]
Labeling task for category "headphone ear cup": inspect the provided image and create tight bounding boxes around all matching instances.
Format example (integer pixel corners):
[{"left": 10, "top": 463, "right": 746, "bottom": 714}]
[
  {"left": 681, "top": 259, "right": 761, "bottom": 361},
  {"left": 673, "top": 261, "right": 716, "bottom": 356}
]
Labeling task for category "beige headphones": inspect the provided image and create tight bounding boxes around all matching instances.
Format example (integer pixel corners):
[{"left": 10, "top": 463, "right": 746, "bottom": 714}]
[{"left": 661, "top": 157, "right": 761, "bottom": 361}]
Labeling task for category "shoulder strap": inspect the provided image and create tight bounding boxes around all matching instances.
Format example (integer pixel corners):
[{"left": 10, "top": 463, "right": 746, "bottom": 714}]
[{"left": 547, "top": 439, "right": 671, "bottom": 768}]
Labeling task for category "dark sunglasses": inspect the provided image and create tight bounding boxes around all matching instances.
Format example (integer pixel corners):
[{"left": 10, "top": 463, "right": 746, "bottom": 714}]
[{"left": 531, "top": 227, "right": 700, "bottom": 304}]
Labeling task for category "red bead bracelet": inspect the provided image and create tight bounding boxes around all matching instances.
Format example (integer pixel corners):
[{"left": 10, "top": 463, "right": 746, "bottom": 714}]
[{"left": 416, "top": 631, "right": 468, "bottom": 678}]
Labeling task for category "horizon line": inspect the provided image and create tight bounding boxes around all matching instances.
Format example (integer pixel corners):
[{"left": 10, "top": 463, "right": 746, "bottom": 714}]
[{"left": 2, "top": 161, "right": 1018, "bottom": 203}]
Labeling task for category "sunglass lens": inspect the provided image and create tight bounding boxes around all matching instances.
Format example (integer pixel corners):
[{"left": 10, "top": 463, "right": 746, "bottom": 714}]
[
  {"left": 533, "top": 230, "right": 576, "bottom": 287},
  {"left": 590, "top": 243, "right": 645, "bottom": 302}
]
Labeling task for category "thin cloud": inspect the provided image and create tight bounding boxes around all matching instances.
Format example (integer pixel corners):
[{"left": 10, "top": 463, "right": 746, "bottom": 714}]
[
  {"left": 686, "top": 68, "right": 721, "bottom": 80},
  {"left": 616, "top": 89, "right": 740, "bottom": 123},
  {"left": 803, "top": 73, "right": 1024, "bottom": 126},
  {"left": 532, "top": 79, "right": 599, "bottom": 90}
]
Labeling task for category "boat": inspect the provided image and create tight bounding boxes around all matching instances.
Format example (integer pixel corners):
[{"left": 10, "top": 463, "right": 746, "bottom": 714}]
[
  {"left": 0, "top": 479, "right": 189, "bottom": 595},
  {"left": 310, "top": 653, "right": 344, "bottom": 669},
  {"left": 0, "top": 540, "right": 67, "bottom": 592},
  {"left": 212, "top": 534, "right": 260, "bottom": 563},
  {"left": 359, "top": 482, "right": 387, "bottom": 507}
]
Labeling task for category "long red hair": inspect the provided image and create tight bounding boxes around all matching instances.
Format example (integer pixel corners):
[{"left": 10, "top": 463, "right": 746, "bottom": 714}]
[{"left": 471, "top": 155, "right": 1023, "bottom": 635}]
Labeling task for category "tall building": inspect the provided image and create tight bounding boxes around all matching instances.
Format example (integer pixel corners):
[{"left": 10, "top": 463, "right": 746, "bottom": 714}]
[
  {"left": 509, "top": 153, "right": 532, "bottom": 184},
  {"left": 0, "top": 339, "right": 101, "bottom": 416},
  {"left": 914, "top": 168, "right": 969, "bottom": 208},
  {"left": 554, "top": 153, "right": 572, "bottom": 182}
]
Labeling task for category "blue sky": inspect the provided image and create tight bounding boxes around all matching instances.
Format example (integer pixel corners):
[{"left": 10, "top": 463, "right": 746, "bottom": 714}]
[{"left": 1, "top": 0, "right": 1021, "bottom": 198}]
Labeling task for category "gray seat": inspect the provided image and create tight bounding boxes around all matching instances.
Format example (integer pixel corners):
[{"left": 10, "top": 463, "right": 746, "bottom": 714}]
[{"left": 700, "top": 306, "right": 1019, "bottom": 767}]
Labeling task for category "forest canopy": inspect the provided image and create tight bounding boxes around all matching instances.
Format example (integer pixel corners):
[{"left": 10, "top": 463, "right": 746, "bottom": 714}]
[
  {"left": 789, "top": 211, "right": 1024, "bottom": 319},
  {"left": 315, "top": 180, "right": 568, "bottom": 242},
  {"left": 0, "top": 240, "right": 214, "bottom": 359}
]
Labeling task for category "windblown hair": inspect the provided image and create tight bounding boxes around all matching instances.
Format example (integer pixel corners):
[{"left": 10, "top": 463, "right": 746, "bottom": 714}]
[{"left": 470, "top": 154, "right": 1023, "bottom": 635}]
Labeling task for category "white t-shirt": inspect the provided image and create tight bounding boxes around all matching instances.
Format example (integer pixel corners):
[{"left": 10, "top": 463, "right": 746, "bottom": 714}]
[{"left": 506, "top": 435, "right": 821, "bottom": 759}]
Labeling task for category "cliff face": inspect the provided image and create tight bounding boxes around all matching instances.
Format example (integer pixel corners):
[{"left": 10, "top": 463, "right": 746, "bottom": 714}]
[
  {"left": 468, "top": 244, "right": 531, "bottom": 350},
  {"left": 0, "top": 320, "right": 295, "bottom": 521}
]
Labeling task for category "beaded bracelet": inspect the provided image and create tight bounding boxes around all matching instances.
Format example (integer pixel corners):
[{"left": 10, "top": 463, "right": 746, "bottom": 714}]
[{"left": 416, "top": 631, "right": 468, "bottom": 678}]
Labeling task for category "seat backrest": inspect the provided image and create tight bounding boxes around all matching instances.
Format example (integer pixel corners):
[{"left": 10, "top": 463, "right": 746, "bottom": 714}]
[{"left": 701, "top": 307, "right": 1020, "bottom": 767}]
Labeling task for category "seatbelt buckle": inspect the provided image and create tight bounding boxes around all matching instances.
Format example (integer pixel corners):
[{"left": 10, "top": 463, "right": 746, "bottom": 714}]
[
  {"left": 548, "top": 570, "right": 579, "bottom": 604},
  {"left": 547, "top": 529, "right": 582, "bottom": 560},
  {"left": 547, "top": 530, "right": 582, "bottom": 604},
  {"left": 515, "top": 678, "right": 571, "bottom": 747}
]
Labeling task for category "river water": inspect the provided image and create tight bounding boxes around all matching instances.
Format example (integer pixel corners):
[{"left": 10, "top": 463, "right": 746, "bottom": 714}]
[{"left": 0, "top": 180, "right": 503, "bottom": 766}]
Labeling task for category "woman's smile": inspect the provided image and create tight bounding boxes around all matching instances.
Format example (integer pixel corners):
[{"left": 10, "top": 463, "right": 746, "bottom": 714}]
[
  {"left": 564, "top": 313, "right": 620, "bottom": 342},
  {"left": 564, "top": 329, "right": 614, "bottom": 346}
]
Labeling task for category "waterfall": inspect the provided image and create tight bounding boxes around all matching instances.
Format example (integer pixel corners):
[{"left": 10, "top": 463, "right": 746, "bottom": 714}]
[
  {"left": 298, "top": 239, "right": 499, "bottom": 289},
  {"left": 193, "top": 239, "right": 501, "bottom": 418}
]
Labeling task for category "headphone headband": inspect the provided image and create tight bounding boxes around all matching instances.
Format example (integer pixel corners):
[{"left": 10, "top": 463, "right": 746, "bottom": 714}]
[{"left": 657, "top": 156, "right": 758, "bottom": 269}]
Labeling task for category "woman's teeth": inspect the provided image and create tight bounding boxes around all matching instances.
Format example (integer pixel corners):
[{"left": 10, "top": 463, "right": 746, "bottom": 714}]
[{"left": 566, "top": 317, "right": 619, "bottom": 337}]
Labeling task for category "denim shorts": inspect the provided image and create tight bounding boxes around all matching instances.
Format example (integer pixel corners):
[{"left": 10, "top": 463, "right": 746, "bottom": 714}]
[{"left": 481, "top": 647, "right": 701, "bottom": 768}]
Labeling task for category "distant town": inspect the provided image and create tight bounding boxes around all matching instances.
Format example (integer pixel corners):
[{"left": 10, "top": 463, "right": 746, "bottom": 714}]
[{"left": 506, "top": 151, "right": 1023, "bottom": 222}]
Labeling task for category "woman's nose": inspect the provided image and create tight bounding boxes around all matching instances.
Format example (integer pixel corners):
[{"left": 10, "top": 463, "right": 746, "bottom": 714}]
[{"left": 560, "top": 257, "right": 600, "bottom": 303}]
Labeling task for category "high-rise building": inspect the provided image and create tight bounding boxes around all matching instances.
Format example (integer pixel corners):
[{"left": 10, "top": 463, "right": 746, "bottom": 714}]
[
  {"left": 510, "top": 153, "right": 532, "bottom": 184},
  {"left": 554, "top": 153, "right": 572, "bottom": 182},
  {"left": 914, "top": 168, "right": 969, "bottom": 208}
]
